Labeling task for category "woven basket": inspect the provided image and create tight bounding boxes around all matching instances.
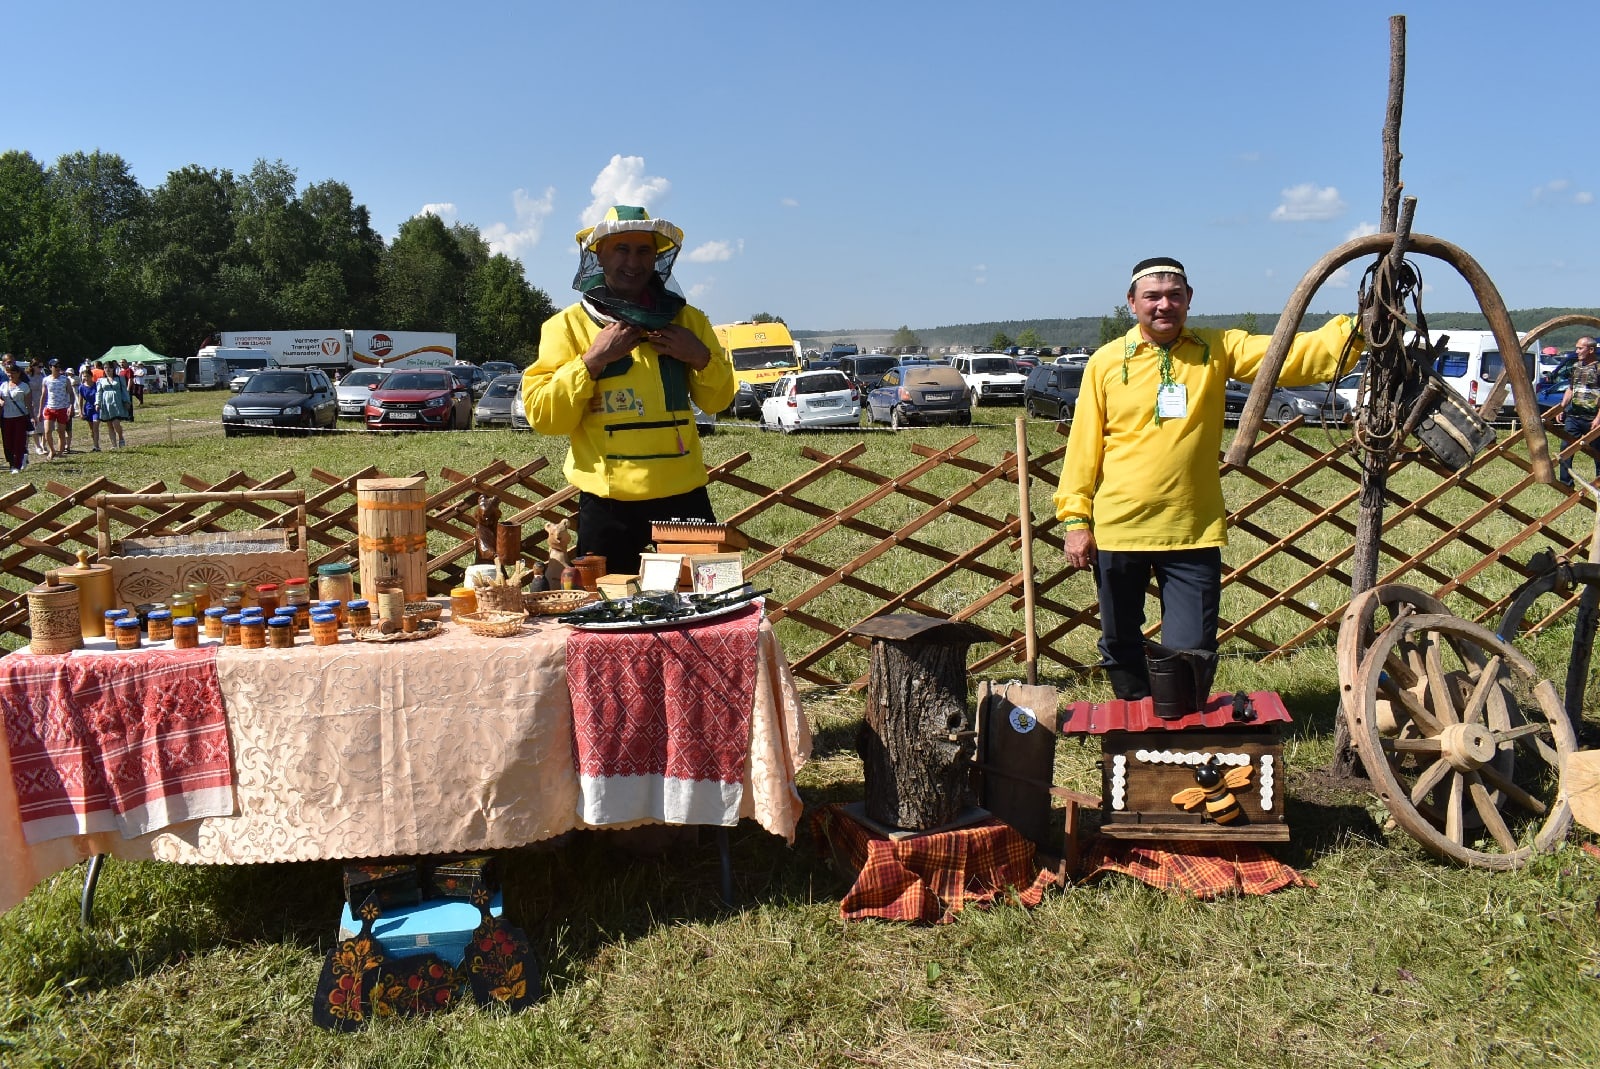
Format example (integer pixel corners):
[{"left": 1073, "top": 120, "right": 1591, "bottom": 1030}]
[
  {"left": 525, "top": 589, "right": 597, "bottom": 616},
  {"left": 475, "top": 583, "right": 527, "bottom": 614},
  {"left": 455, "top": 610, "right": 528, "bottom": 638},
  {"left": 403, "top": 600, "right": 444, "bottom": 622},
  {"left": 28, "top": 578, "right": 84, "bottom": 656}
]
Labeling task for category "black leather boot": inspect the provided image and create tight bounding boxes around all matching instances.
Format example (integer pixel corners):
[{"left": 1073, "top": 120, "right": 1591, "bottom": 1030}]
[{"left": 1105, "top": 664, "right": 1150, "bottom": 701}]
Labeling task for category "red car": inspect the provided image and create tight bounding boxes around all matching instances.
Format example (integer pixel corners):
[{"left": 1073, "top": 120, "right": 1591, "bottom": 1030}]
[{"left": 364, "top": 369, "right": 475, "bottom": 431}]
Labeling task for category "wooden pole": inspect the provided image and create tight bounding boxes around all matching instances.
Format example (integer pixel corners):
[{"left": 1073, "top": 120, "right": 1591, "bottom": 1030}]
[
  {"left": 1015, "top": 415, "right": 1038, "bottom": 685},
  {"left": 1336, "top": 14, "right": 1408, "bottom": 779}
]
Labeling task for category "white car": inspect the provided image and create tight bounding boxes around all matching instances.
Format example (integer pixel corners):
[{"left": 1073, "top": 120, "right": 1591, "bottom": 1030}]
[
  {"left": 1335, "top": 371, "right": 1363, "bottom": 412},
  {"left": 335, "top": 368, "right": 392, "bottom": 418},
  {"left": 759, "top": 370, "right": 860, "bottom": 433},
  {"left": 949, "top": 353, "right": 1027, "bottom": 405}
]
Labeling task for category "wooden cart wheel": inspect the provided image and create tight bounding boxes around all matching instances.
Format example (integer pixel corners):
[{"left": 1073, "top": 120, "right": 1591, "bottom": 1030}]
[
  {"left": 1338, "top": 584, "right": 1451, "bottom": 735},
  {"left": 1349, "top": 612, "right": 1576, "bottom": 868}
]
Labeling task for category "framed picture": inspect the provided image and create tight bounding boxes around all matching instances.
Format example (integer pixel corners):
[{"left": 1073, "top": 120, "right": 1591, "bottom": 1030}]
[
  {"left": 637, "top": 552, "right": 685, "bottom": 593},
  {"left": 690, "top": 553, "right": 745, "bottom": 595}
]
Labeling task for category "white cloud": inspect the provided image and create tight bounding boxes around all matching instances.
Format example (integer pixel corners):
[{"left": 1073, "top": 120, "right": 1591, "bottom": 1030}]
[
  {"left": 1532, "top": 178, "right": 1593, "bottom": 205},
  {"left": 1346, "top": 220, "right": 1379, "bottom": 240},
  {"left": 781, "top": 197, "right": 799, "bottom": 208},
  {"left": 685, "top": 240, "right": 736, "bottom": 263},
  {"left": 482, "top": 187, "right": 556, "bottom": 259},
  {"left": 416, "top": 202, "right": 457, "bottom": 221},
  {"left": 1327, "top": 265, "right": 1353, "bottom": 289},
  {"left": 688, "top": 281, "right": 711, "bottom": 300},
  {"left": 582, "top": 155, "right": 671, "bottom": 226},
  {"left": 1270, "top": 183, "right": 1346, "bottom": 222}
]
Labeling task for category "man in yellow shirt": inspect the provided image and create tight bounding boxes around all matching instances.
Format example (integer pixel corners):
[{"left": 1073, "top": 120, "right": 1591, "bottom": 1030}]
[
  {"left": 522, "top": 206, "right": 735, "bottom": 573},
  {"left": 1056, "top": 257, "right": 1360, "bottom": 710}
]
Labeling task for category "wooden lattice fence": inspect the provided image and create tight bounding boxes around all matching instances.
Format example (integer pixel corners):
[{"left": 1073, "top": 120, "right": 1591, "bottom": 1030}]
[{"left": 2, "top": 423, "right": 1595, "bottom": 687}]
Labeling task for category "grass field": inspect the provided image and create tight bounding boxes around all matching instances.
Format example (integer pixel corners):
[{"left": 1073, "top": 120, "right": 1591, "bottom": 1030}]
[{"left": 3, "top": 391, "right": 1600, "bottom": 1067}]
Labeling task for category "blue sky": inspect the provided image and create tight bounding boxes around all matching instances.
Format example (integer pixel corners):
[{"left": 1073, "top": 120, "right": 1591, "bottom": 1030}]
[{"left": 9, "top": 1, "right": 1595, "bottom": 332}]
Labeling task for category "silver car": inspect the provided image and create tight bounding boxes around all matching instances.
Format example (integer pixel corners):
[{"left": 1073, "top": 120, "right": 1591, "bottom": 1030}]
[
  {"left": 474, "top": 374, "right": 523, "bottom": 427},
  {"left": 336, "top": 368, "right": 392, "bottom": 418}
]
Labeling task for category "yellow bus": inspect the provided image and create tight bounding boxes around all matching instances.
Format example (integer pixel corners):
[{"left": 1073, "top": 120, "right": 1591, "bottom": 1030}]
[{"left": 713, "top": 322, "right": 802, "bottom": 417}]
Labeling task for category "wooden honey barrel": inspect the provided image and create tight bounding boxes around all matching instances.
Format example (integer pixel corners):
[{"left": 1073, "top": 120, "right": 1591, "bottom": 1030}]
[{"left": 356, "top": 477, "right": 429, "bottom": 599}]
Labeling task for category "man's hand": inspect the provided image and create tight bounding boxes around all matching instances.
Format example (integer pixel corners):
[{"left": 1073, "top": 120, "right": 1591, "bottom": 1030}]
[
  {"left": 581, "top": 322, "right": 645, "bottom": 378},
  {"left": 645, "top": 324, "right": 711, "bottom": 370},
  {"left": 1064, "top": 528, "right": 1097, "bottom": 571}
]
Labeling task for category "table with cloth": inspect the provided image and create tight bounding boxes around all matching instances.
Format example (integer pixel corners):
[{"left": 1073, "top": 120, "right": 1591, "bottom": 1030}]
[{"left": 0, "top": 605, "right": 811, "bottom": 914}]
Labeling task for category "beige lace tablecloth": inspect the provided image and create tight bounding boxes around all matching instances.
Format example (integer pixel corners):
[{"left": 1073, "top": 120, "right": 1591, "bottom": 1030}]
[{"left": 0, "top": 617, "right": 810, "bottom": 914}]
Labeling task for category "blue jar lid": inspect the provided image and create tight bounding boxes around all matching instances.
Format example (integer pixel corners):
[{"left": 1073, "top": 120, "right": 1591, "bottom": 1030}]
[
  {"left": 310, "top": 611, "right": 337, "bottom": 623},
  {"left": 148, "top": 610, "right": 172, "bottom": 621},
  {"left": 348, "top": 599, "right": 369, "bottom": 610},
  {"left": 114, "top": 618, "right": 140, "bottom": 629},
  {"left": 104, "top": 608, "right": 129, "bottom": 620},
  {"left": 267, "top": 616, "right": 293, "bottom": 628},
  {"left": 173, "top": 616, "right": 198, "bottom": 627},
  {"left": 204, "top": 606, "right": 227, "bottom": 618},
  {"left": 221, "top": 613, "right": 243, "bottom": 624}
]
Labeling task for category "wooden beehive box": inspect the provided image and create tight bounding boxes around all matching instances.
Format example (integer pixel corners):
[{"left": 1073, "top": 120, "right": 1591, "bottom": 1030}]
[
  {"left": 95, "top": 490, "right": 309, "bottom": 608},
  {"left": 650, "top": 521, "right": 749, "bottom": 588},
  {"left": 1060, "top": 691, "right": 1290, "bottom": 843}
]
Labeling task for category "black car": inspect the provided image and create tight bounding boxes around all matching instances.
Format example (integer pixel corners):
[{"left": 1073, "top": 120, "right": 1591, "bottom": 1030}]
[
  {"left": 839, "top": 354, "right": 899, "bottom": 394},
  {"left": 221, "top": 368, "right": 338, "bottom": 436},
  {"left": 1024, "top": 363, "right": 1083, "bottom": 420},
  {"left": 448, "top": 364, "right": 495, "bottom": 400}
]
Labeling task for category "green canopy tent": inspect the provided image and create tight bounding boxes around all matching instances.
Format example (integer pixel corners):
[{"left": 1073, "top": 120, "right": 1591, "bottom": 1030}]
[{"left": 98, "top": 344, "right": 175, "bottom": 391}]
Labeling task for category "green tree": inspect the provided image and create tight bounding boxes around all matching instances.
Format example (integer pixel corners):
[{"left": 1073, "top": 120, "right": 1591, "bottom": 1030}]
[
  {"left": 379, "top": 213, "right": 471, "bottom": 330},
  {"left": 0, "top": 150, "right": 97, "bottom": 357},
  {"left": 463, "top": 253, "right": 556, "bottom": 364},
  {"left": 1015, "top": 327, "right": 1043, "bottom": 349},
  {"left": 1233, "top": 312, "right": 1259, "bottom": 334},
  {"left": 889, "top": 325, "right": 921, "bottom": 350},
  {"left": 48, "top": 150, "right": 147, "bottom": 351},
  {"left": 751, "top": 311, "right": 785, "bottom": 324},
  {"left": 1099, "top": 304, "right": 1134, "bottom": 345},
  {"left": 988, "top": 331, "right": 1014, "bottom": 351}
]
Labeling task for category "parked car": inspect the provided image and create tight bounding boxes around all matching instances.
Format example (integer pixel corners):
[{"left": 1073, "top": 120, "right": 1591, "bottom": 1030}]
[
  {"left": 838, "top": 354, "right": 899, "bottom": 395},
  {"left": 1537, "top": 355, "right": 1578, "bottom": 411},
  {"left": 950, "top": 353, "right": 1027, "bottom": 406},
  {"left": 510, "top": 384, "right": 530, "bottom": 431},
  {"left": 221, "top": 368, "right": 338, "bottom": 437},
  {"left": 335, "top": 368, "right": 392, "bottom": 418},
  {"left": 228, "top": 368, "right": 260, "bottom": 393},
  {"left": 480, "top": 360, "right": 519, "bottom": 378},
  {"left": 474, "top": 373, "right": 523, "bottom": 427},
  {"left": 447, "top": 363, "right": 495, "bottom": 400},
  {"left": 866, "top": 365, "right": 971, "bottom": 428},
  {"left": 365, "top": 369, "right": 475, "bottom": 430},
  {"left": 1334, "top": 371, "right": 1363, "bottom": 412},
  {"left": 1268, "top": 383, "right": 1353, "bottom": 425},
  {"left": 759, "top": 370, "right": 861, "bottom": 432},
  {"left": 1023, "top": 363, "right": 1083, "bottom": 420}
]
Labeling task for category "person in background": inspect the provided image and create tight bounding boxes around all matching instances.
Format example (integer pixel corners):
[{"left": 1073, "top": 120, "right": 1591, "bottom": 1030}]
[
  {"left": 28, "top": 359, "right": 47, "bottom": 457},
  {"left": 61, "top": 365, "right": 77, "bottom": 453},
  {"left": 1, "top": 363, "right": 32, "bottom": 474},
  {"left": 95, "top": 367, "right": 131, "bottom": 449},
  {"left": 1553, "top": 337, "right": 1600, "bottom": 487},
  {"left": 132, "top": 363, "right": 145, "bottom": 405},
  {"left": 1056, "top": 256, "right": 1361, "bottom": 709},
  {"left": 521, "top": 205, "right": 735, "bottom": 575},
  {"left": 40, "top": 361, "right": 74, "bottom": 459},
  {"left": 77, "top": 366, "right": 102, "bottom": 451}
]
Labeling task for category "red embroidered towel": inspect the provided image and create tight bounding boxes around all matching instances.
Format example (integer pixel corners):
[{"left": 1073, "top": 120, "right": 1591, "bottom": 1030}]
[
  {"left": 566, "top": 604, "right": 761, "bottom": 826},
  {"left": 1, "top": 646, "right": 234, "bottom": 843}
]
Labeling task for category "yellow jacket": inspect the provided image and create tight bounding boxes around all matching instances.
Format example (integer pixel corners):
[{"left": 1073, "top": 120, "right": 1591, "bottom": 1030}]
[
  {"left": 522, "top": 302, "right": 735, "bottom": 501},
  {"left": 1054, "top": 316, "right": 1359, "bottom": 550}
]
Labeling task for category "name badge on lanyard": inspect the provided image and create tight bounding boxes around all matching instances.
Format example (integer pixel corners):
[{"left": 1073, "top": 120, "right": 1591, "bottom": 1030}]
[{"left": 1157, "top": 383, "right": 1188, "bottom": 420}]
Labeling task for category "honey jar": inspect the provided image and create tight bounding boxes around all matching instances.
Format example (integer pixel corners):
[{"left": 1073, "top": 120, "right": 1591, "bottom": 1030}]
[
  {"left": 172, "top": 616, "right": 199, "bottom": 649},
  {"left": 104, "top": 608, "right": 130, "bottom": 631},
  {"left": 317, "top": 563, "right": 355, "bottom": 613},
  {"left": 169, "top": 591, "right": 197, "bottom": 620},
  {"left": 255, "top": 582, "right": 280, "bottom": 617},
  {"left": 317, "top": 599, "right": 345, "bottom": 626},
  {"left": 223, "top": 581, "right": 254, "bottom": 610},
  {"left": 346, "top": 599, "right": 372, "bottom": 630},
  {"left": 267, "top": 615, "right": 296, "bottom": 648},
  {"left": 240, "top": 616, "right": 267, "bottom": 649},
  {"left": 282, "top": 577, "right": 310, "bottom": 612},
  {"left": 310, "top": 610, "right": 340, "bottom": 646},
  {"left": 450, "top": 586, "right": 477, "bottom": 619},
  {"left": 221, "top": 612, "right": 243, "bottom": 647},
  {"left": 203, "top": 606, "right": 228, "bottom": 639},
  {"left": 186, "top": 582, "right": 211, "bottom": 614},
  {"left": 146, "top": 609, "right": 174, "bottom": 643},
  {"left": 114, "top": 617, "right": 142, "bottom": 650}
]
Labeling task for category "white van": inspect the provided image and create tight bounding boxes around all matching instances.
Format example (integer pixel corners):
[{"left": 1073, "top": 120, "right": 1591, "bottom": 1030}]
[{"left": 1416, "top": 329, "right": 1535, "bottom": 418}]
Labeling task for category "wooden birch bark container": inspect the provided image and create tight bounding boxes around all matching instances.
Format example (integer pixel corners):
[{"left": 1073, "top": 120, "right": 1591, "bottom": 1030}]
[
  {"left": 28, "top": 572, "right": 84, "bottom": 656},
  {"left": 357, "top": 477, "right": 428, "bottom": 599}
]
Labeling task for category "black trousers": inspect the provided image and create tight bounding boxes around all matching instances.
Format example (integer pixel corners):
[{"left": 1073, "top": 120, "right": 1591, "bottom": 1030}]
[
  {"left": 576, "top": 486, "right": 716, "bottom": 575},
  {"left": 1094, "top": 547, "right": 1221, "bottom": 692}
]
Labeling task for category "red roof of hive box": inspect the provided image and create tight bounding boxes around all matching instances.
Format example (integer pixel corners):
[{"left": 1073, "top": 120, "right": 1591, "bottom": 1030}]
[{"left": 1057, "top": 691, "right": 1292, "bottom": 735}]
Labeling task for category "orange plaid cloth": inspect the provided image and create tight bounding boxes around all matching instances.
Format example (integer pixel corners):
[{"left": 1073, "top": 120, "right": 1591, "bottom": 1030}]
[
  {"left": 812, "top": 803, "right": 1058, "bottom": 924},
  {"left": 1083, "top": 839, "right": 1313, "bottom": 898}
]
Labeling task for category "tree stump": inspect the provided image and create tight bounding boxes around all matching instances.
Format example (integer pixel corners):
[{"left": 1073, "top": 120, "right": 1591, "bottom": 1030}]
[{"left": 852, "top": 614, "right": 990, "bottom": 831}]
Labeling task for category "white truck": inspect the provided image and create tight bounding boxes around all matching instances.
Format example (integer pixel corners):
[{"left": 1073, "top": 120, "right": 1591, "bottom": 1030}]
[
  {"left": 185, "top": 346, "right": 273, "bottom": 390},
  {"left": 949, "top": 353, "right": 1028, "bottom": 406},
  {"left": 348, "top": 330, "right": 457, "bottom": 370},
  {"left": 220, "top": 330, "right": 350, "bottom": 371}
]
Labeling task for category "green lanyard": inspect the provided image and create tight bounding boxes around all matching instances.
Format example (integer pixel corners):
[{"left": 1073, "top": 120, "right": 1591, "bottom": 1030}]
[{"left": 1122, "top": 335, "right": 1210, "bottom": 423}]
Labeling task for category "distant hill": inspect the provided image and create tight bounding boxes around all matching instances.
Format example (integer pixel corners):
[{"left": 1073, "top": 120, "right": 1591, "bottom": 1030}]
[{"left": 793, "top": 308, "right": 1600, "bottom": 351}]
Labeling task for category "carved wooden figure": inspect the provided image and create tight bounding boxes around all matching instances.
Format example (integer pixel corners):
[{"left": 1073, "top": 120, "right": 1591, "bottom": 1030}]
[
  {"left": 544, "top": 518, "right": 572, "bottom": 590},
  {"left": 474, "top": 494, "right": 500, "bottom": 564}
]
